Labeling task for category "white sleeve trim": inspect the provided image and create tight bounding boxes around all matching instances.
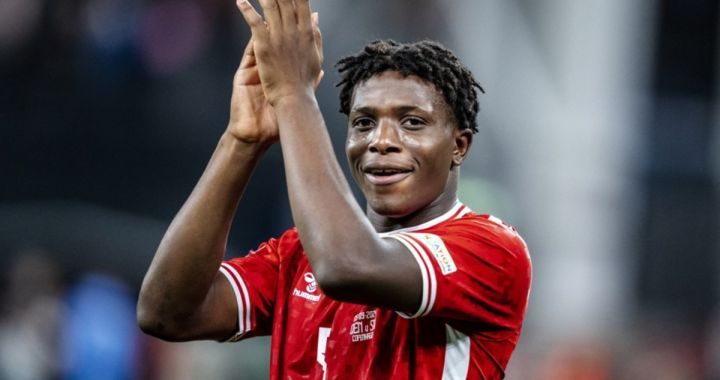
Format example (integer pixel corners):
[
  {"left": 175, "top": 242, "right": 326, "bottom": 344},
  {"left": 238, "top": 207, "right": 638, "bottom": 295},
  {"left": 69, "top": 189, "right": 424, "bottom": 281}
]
[
  {"left": 387, "top": 233, "right": 438, "bottom": 319},
  {"left": 219, "top": 263, "right": 252, "bottom": 342}
]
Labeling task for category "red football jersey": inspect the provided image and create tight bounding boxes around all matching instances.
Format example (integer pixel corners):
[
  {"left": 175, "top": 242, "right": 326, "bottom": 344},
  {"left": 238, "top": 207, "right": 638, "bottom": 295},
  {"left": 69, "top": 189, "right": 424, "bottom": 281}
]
[{"left": 219, "top": 202, "right": 532, "bottom": 379}]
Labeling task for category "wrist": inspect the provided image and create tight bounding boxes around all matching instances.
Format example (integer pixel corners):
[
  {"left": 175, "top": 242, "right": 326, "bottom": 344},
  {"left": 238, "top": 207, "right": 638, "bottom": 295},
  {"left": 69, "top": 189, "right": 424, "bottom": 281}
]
[
  {"left": 219, "top": 131, "right": 272, "bottom": 159},
  {"left": 271, "top": 88, "right": 317, "bottom": 110}
]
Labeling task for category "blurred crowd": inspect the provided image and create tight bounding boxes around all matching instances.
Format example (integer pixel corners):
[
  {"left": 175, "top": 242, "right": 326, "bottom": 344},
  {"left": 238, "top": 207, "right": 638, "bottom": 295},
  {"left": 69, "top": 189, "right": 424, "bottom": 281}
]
[{"left": 0, "top": 247, "right": 272, "bottom": 380}]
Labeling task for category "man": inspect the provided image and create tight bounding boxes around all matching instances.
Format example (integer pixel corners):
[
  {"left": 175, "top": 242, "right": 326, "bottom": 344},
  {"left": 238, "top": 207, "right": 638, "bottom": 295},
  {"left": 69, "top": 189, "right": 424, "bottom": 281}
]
[{"left": 137, "top": 0, "right": 531, "bottom": 378}]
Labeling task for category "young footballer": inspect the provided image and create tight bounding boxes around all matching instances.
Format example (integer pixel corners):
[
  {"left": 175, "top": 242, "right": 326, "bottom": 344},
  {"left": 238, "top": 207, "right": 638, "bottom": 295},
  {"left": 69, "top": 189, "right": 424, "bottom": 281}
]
[{"left": 138, "top": 0, "right": 531, "bottom": 378}]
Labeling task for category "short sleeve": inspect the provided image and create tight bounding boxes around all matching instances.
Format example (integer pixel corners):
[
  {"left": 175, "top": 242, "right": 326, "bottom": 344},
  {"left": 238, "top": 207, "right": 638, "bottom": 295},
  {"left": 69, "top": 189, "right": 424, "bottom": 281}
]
[
  {"left": 386, "top": 217, "right": 532, "bottom": 330},
  {"left": 220, "top": 237, "right": 281, "bottom": 342}
]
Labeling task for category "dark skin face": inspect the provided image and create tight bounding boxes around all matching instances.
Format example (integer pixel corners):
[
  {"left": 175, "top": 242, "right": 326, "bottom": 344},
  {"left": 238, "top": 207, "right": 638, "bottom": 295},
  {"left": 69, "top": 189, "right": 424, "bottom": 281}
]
[{"left": 346, "top": 71, "right": 473, "bottom": 231}]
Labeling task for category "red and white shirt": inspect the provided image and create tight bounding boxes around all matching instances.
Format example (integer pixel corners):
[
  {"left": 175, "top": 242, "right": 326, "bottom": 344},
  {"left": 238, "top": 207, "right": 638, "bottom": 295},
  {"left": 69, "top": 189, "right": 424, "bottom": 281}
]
[{"left": 219, "top": 202, "right": 532, "bottom": 379}]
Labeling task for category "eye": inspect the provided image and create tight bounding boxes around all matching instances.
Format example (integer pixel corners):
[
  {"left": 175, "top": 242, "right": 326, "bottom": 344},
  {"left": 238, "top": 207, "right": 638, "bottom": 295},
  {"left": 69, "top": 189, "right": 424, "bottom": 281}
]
[
  {"left": 352, "top": 117, "right": 375, "bottom": 131},
  {"left": 401, "top": 117, "right": 427, "bottom": 130}
]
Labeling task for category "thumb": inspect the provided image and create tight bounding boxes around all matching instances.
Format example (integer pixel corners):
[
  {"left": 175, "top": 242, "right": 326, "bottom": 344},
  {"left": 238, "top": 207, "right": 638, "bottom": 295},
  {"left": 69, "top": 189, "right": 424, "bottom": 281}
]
[
  {"left": 314, "top": 70, "right": 324, "bottom": 91},
  {"left": 311, "top": 12, "right": 323, "bottom": 65}
]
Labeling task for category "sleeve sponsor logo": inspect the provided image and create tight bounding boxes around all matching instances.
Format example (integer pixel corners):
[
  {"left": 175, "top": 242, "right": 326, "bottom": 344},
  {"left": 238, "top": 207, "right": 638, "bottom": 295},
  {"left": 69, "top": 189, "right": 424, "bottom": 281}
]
[{"left": 413, "top": 233, "right": 457, "bottom": 275}]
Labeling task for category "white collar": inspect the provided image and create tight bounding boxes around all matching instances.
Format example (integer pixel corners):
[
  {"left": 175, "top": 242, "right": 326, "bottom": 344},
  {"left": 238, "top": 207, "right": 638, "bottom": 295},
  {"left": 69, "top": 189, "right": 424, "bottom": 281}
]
[{"left": 378, "top": 200, "right": 469, "bottom": 235}]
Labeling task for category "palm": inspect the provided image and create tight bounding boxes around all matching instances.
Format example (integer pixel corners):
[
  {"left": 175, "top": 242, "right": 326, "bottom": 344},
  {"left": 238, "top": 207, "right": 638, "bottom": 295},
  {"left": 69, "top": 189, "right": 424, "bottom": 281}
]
[
  {"left": 227, "top": 41, "right": 278, "bottom": 145},
  {"left": 227, "top": 32, "right": 323, "bottom": 146}
]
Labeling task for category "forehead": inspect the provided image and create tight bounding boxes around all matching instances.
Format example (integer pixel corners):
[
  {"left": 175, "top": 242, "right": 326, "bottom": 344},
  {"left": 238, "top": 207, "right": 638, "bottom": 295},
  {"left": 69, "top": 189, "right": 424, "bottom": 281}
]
[{"left": 350, "top": 71, "right": 447, "bottom": 113}]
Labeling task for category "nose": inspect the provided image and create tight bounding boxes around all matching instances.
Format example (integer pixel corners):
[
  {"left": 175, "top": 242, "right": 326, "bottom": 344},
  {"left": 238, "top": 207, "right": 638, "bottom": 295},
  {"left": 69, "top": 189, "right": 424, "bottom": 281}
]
[{"left": 368, "top": 120, "right": 401, "bottom": 154}]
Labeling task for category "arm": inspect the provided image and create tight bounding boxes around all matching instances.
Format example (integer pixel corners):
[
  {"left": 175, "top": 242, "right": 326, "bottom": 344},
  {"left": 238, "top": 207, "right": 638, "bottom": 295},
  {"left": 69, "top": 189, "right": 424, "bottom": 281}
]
[
  {"left": 277, "top": 94, "right": 423, "bottom": 312},
  {"left": 137, "top": 39, "right": 278, "bottom": 341},
  {"left": 237, "top": 0, "right": 422, "bottom": 312}
]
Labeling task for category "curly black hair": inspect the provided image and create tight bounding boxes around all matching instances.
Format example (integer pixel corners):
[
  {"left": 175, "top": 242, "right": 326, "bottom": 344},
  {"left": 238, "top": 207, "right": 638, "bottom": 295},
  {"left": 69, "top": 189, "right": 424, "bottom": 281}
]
[{"left": 335, "top": 39, "right": 484, "bottom": 133}]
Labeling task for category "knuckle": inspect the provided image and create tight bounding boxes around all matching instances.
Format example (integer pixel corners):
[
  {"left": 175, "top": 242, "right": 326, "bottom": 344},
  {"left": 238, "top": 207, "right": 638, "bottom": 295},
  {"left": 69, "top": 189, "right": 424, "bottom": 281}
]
[
  {"left": 254, "top": 47, "right": 271, "bottom": 59},
  {"left": 300, "top": 27, "right": 313, "bottom": 37},
  {"left": 298, "top": 24, "right": 311, "bottom": 34},
  {"left": 260, "top": 0, "right": 277, "bottom": 9}
]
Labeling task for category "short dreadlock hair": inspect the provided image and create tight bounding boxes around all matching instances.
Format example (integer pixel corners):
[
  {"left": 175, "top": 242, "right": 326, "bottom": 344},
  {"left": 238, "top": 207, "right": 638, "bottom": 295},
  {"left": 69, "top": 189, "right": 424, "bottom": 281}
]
[{"left": 335, "top": 39, "right": 484, "bottom": 133}]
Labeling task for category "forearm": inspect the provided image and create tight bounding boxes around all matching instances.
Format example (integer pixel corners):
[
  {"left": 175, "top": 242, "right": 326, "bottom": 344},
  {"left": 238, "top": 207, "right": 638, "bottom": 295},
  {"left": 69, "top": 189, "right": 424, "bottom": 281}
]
[
  {"left": 138, "top": 132, "right": 266, "bottom": 330},
  {"left": 276, "top": 95, "right": 380, "bottom": 283}
]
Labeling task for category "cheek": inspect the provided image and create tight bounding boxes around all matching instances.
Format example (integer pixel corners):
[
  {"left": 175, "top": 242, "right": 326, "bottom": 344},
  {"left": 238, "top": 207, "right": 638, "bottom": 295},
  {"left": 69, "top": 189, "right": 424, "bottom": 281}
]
[
  {"left": 345, "top": 135, "right": 366, "bottom": 168},
  {"left": 405, "top": 136, "right": 454, "bottom": 172}
]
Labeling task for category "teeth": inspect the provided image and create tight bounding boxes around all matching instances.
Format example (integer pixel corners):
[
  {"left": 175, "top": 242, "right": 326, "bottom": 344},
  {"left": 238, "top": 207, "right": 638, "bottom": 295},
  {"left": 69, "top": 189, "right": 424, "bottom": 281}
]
[{"left": 371, "top": 169, "right": 401, "bottom": 175}]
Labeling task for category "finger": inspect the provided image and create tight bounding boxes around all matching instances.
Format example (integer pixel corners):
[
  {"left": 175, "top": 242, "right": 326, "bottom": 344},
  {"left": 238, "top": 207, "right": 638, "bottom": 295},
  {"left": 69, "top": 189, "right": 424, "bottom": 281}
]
[
  {"left": 258, "top": 0, "right": 282, "bottom": 32},
  {"left": 314, "top": 69, "right": 324, "bottom": 91},
  {"left": 236, "top": 0, "right": 267, "bottom": 38},
  {"left": 296, "top": 0, "right": 311, "bottom": 29},
  {"left": 277, "top": 0, "right": 296, "bottom": 31},
  {"left": 237, "top": 66, "right": 261, "bottom": 86},
  {"left": 312, "top": 12, "right": 323, "bottom": 64},
  {"left": 239, "top": 37, "right": 256, "bottom": 69}
]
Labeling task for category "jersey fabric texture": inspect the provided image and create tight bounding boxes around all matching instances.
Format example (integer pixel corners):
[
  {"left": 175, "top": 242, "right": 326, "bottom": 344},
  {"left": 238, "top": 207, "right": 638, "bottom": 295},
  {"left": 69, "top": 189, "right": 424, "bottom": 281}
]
[{"left": 219, "top": 202, "right": 532, "bottom": 379}]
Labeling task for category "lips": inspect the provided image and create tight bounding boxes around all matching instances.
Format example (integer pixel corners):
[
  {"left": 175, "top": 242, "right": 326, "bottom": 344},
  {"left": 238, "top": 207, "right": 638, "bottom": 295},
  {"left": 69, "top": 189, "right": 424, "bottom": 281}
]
[{"left": 362, "top": 164, "right": 413, "bottom": 186}]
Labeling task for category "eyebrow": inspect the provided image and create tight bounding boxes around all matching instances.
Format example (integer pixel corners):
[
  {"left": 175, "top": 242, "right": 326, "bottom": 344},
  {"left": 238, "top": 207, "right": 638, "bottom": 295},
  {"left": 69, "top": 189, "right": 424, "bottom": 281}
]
[{"left": 349, "top": 105, "right": 429, "bottom": 115}]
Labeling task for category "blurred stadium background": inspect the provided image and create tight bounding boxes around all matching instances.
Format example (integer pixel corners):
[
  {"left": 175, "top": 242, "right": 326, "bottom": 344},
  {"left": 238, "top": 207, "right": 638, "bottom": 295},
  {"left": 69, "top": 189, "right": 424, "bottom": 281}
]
[{"left": 1, "top": 0, "right": 719, "bottom": 379}]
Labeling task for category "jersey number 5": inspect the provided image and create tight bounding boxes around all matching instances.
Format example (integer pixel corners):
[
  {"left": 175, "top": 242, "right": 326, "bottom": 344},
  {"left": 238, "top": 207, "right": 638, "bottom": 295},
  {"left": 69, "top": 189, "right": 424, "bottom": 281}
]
[{"left": 316, "top": 327, "right": 331, "bottom": 380}]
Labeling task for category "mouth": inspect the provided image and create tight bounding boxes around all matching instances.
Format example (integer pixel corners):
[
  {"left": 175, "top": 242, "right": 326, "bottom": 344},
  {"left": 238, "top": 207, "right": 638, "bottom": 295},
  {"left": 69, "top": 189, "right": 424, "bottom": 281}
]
[{"left": 362, "top": 166, "right": 413, "bottom": 186}]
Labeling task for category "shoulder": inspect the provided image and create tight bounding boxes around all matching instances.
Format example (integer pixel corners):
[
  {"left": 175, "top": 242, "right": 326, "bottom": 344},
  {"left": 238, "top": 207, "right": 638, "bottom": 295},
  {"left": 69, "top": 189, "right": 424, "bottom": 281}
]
[
  {"left": 424, "top": 212, "right": 531, "bottom": 268},
  {"left": 447, "top": 213, "right": 526, "bottom": 248},
  {"left": 277, "top": 226, "right": 301, "bottom": 246},
  {"left": 241, "top": 227, "right": 303, "bottom": 263}
]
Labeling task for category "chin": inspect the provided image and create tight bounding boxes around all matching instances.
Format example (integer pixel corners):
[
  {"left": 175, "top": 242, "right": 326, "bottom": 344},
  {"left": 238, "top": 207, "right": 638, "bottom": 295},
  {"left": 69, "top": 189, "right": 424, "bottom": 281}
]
[{"left": 366, "top": 196, "right": 418, "bottom": 219}]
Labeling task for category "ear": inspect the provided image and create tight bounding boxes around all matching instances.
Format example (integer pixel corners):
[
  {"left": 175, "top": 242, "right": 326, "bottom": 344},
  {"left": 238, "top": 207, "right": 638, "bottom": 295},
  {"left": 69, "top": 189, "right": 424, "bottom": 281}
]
[{"left": 452, "top": 129, "right": 473, "bottom": 167}]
